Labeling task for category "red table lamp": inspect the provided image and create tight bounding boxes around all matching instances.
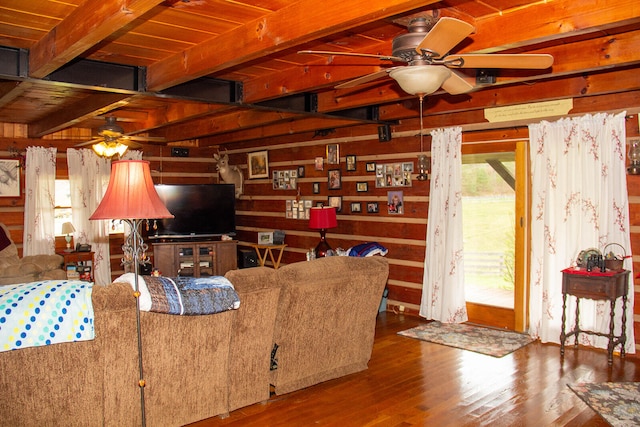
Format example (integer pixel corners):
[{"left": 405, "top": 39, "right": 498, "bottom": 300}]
[{"left": 309, "top": 206, "right": 337, "bottom": 258}]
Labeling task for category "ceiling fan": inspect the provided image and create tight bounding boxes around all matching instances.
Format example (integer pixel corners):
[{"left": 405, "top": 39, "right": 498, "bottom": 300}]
[
  {"left": 75, "top": 117, "right": 165, "bottom": 157},
  {"left": 298, "top": 16, "right": 554, "bottom": 96}
]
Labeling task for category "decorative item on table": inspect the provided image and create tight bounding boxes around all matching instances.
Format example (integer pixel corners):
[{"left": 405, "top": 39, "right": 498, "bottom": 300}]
[
  {"left": 309, "top": 206, "right": 337, "bottom": 258},
  {"left": 61, "top": 221, "right": 75, "bottom": 252},
  {"left": 258, "top": 231, "right": 274, "bottom": 245},
  {"left": 603, "top": 243, "right": 627, "bottom": 271},
  {"left": 575, "top": 248, "right": 601, "bottom": 269}
]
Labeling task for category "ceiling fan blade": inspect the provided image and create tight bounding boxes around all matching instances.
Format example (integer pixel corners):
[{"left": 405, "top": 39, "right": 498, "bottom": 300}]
[
  {"left": 75, "top": 138, "right": 103, "bottom": 147},
  {"left": 127, "top": 135, "right": 166, "bottom": 143},
  {"left": 444, "top": 54, "right": 554, "bottom": 69},
  {"left": 335, "top": 69, "right": 392, "bottom": 89},
  {"left": 298, "top": 50, "right": 405, "bottom": 62},
  {"left": 441, "top": 70, "right": 475, "bottom": 95},
  {"left": 415, "top": 17, "right": 475, "bottom": 59}
]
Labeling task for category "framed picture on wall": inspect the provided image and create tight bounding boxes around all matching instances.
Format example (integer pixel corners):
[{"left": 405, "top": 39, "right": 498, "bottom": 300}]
[
  {"left": 247, "top": 150, "right": 269, "bottom": 179},
  {"left": 346, "top": 154, "right": 356, "bottom": 171},
  {"left": 367, "top": 202, "right": 379, "bottom": 214},
  {"left": 326, "top": 144, "right": 339, "bottom": 165},
  {"left": 328, "top": 169, "right": 341, "bottom": 190},
  {"left": 356, "top": 182, "right": 368, "bottom": 192},
  {"left": 366, "top": 162, "right": 376, "bottom": 172},
  {"left": 328, "top": 195, "right": 342, "bottom": 212},
  {"left": 0, "top": 159, "right": 20, "bottom": 197},
  {"left": 350, "top": 202, "right": 361, "bottom": 213},
  {"left": 315, "top": 156, "right": 324, "bottom": 171},
  {"left": 313, "top": 182, "right": 320, "bottom": 194}
]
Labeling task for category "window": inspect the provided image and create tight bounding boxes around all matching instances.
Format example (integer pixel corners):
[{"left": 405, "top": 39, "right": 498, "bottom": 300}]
[{"left": 54, "top": 179, "right": 123, "bottom": 236}]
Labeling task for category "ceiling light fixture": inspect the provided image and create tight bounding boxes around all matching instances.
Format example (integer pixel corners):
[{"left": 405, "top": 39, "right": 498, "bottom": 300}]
[
  {"left": 389, "top": 66, "right": 450, "bottom": 182},
  {"left": 92, "top": 140, "right": 129, "bottom": 158}
]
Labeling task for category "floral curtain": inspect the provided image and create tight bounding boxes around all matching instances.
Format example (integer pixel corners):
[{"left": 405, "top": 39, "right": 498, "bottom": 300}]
[
  {"left": 420, "top": 126, "right": 468, "bottom": 323},
  {"left": 22, "top": 146, "right": 57, "bottom": 255},
  {"left": 67, "top": 149, "right": 113, "bottom": 285},
  {"left": 528, "top": 112, "right": 634, "bottom": 353}
]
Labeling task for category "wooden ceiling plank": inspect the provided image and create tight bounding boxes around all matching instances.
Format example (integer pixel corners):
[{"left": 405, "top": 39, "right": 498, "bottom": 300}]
[
  {"left": 28, "top": 93, "right": 132, "bottom": 137},
  {"left": 146, "top": 0, "right": 438, "bottom": 91},
  {"left": 471, "top": 0, "right": 640, "bottom": 53},
  {"left": 28, "top": 0, "right": 165, "bottom": 78}
]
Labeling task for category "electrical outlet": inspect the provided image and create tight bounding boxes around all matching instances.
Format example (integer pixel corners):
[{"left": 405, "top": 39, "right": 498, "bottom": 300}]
[{"left": 171, "top": 147, "right": 189, "bottom": 157}]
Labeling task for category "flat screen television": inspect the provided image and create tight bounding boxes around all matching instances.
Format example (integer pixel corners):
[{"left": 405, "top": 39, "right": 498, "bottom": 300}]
[{"left": 149, "top": 184, "right": 236, "bottom": 240}]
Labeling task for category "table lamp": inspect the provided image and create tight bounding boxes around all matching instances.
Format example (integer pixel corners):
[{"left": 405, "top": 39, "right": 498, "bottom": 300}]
[
  {"left": 309, "top": 206, "right": 337, "bottom": 258},
  {"left": 90, "top": 160, "right": 173, "bottom": 426},
  {"left": 61, "top": 222, "right": 75, "bottom": 252}
]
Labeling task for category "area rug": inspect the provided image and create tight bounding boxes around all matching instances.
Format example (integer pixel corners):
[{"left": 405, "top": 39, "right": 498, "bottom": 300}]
[
  {"left": 397, "top": 322, "right": 534, "bottom": 357},
  {"left": 568, "top": 382, "right": 640, "bottom": 427}
]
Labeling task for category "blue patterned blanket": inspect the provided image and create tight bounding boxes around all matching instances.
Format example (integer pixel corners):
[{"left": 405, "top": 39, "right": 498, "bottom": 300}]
[
  {"left": 0, "top": 280, "right": 94, "bottom": 352},
  {"left": 116, "top": 273, "right": 240, "bottom": 315}
]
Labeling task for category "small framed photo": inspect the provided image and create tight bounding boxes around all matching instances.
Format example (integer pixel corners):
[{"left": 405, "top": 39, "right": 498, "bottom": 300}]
[
  {"left": 387, "top": 190, "right": 404, "bottom": 215},
  {"left": 366, "top": 162, "right": 376, "bottom": 172},
  {"left": 326, "top": 144, "right": 339, "bottom": 165},
  {"left": 356, "top": 182, "right": 368, "bottom": 192},
  {"left": 315, "top": 156, "right": 324, "bottom": 171},
  {"left": 297, "top": 165, "right": 305, "bottom": 177},
  {"left": 367, "top": 202, "right": 379, "bottom": 214},
  {"left": 313, "top": 182, "right": 320, "bottom": 194},
  {"left": 258, "top": 231, "right": 274, "bottom": 244},
  {"left": 350, "top": 202, "right": 361, "bottom": 213},
  {"left": 346, "top": 154, "right": 356, "bottom": 171},
  {"left": 328, "top": 195, "right": 342, "bottom": 212},
  {"left": 0, "top": 159, "right": 20, "bottom": 197},
  {"left": 248, "top": 150, "right": 269, "bottom": 179},
  {"left": 328, "top": 169, "right": 341, "bottom": 190}
]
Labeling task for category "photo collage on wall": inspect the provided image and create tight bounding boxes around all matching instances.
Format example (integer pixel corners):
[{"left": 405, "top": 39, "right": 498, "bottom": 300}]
[
  {"left": 285, "top": 199, "right": 313, "bottom": 219},
  {"left": 273, "top": 169, "right": 298, "bottom": 190},
  {"left": 375, "top": 162, "right": 413, "bottom": 188}
]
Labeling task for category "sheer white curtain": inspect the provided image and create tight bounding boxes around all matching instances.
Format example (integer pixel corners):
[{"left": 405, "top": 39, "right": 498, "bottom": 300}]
[
  {"left": 419, "top": 126, "right": 468, "bottom": 323},
  {"left": 529, "top": 111, "right": 634, "bottom": 353},
  {"left": 67, "top": 149, "right": 113, "bottom": 285},
  {"left": 22, "top": 146, "right": 57, "bottom": 255}
]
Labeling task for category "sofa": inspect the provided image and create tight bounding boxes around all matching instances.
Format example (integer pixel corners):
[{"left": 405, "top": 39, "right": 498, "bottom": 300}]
[
  {"left": 0, "top": 222, "right": 66, "bottom": 285},
  {"left": 0, "top": 255, "right": 388, "bottom": 426}
]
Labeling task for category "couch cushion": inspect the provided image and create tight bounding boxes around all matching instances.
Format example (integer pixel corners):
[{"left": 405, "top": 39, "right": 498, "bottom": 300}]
[{"left": 0, "top": 224, "right": 11, "bottom": 252}]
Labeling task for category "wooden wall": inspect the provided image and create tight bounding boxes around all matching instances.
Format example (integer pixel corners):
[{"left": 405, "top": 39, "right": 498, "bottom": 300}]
[{"left": 1, "top": 107, "right": 639, "bottom": 353}]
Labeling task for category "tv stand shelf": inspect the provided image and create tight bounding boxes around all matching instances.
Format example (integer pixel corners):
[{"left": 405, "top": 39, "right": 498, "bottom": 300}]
[{"left": 152, "top": 240, "right": 237, "bottom": 277}]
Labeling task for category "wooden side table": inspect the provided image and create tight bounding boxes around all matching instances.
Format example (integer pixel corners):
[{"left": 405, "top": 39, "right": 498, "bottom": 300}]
[
  {"left": 59, "top": 251, "right": 95, "bottom": 281},
  {"left": 248, "top": 244, "right": 287, "bottom": 269},
  {"left": 560, "top": 268, "right": 630, "bottom": 365}
]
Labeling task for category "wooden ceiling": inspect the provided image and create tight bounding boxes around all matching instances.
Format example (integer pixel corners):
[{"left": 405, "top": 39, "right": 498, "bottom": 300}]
[{"left": 0, "top": 0, "right": 639, "bottom": 147}]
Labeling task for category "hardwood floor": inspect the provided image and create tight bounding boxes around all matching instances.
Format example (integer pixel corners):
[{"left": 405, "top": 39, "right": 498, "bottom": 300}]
[{"left": 188, "top": 313, "right": 640, "bottom": 426}]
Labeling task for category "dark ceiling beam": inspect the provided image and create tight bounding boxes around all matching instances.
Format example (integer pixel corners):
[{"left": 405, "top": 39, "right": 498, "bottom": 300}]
[
  {"left": 29, "top": 0, "right": 164, "bottom": 78},
  {"left": 146, "top": 0, "right": 438, "bottom": 91}
]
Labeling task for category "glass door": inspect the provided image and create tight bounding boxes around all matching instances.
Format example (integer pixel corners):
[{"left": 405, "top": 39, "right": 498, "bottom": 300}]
[{"left": 462, "top": 142, "right": 527, "bottom": 331}]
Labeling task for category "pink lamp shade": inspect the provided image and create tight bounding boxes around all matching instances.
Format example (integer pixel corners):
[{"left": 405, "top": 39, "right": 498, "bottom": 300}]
[
  {"left": 309, "top": 206, "right": 337, "bottom": 257},
  {"left": 309, "top": 206, "right": 337, "bottom": 230},
  {"left": 90, "top": 160, "right": 174, "bottom": 221}
]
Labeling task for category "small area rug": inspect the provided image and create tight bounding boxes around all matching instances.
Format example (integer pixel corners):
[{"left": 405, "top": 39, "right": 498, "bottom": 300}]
[
  {"left": 568, "top": 382, "right": 640, "bottom": 427},
  {"left": 398, "top": 321, "right": 534, "bottom": 357}
]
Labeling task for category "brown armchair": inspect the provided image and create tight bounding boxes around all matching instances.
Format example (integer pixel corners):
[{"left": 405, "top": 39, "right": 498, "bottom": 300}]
[{"left": 0, "top": 222, "right": 66, "bottom": 286}]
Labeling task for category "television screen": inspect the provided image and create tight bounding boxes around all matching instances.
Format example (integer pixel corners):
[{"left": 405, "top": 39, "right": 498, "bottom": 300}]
[{"left": 150, "top": 184, "right": 236, "bottom": 239}]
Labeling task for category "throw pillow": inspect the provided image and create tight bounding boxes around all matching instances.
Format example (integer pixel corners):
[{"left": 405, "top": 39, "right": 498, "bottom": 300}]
[{"left": 348, "top": 242, "right": 388, "bottom": 257}]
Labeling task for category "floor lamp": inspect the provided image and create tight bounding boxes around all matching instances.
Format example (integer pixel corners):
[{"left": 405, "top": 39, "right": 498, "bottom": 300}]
[{"left": 90, "top": 160, "right": 173, "bottom": 426}]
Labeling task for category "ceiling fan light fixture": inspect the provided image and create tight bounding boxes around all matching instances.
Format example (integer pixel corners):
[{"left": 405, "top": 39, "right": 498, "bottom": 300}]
[
  {"left": 98, "top": 116, "right": 125, "bottom": 138},
  {"left": 93, "top": 141, "right": 128, "bottom": 158},
  {"left": 389, "top": 65, "right": 451, "bottom": 96}
]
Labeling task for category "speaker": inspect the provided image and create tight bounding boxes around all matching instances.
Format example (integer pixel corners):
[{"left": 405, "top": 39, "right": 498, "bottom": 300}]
[{"left": 238, "top": 248, "right": 258, "bottom": 268}]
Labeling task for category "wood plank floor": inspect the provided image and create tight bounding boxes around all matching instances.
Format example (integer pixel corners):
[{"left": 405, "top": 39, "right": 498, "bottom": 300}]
[{"left": 188, "top": 313, "right": 640, "bottom": 426}]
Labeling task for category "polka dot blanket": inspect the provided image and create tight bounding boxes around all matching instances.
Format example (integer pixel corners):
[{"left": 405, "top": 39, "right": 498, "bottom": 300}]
[{"left": 0, "top": 280, "right": 94, "bottom": 352}]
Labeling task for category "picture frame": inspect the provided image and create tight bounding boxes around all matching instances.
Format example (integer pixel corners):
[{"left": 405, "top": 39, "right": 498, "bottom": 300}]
[
  {"left": 258, "top": 231, "right": 274, "bottom": 244},
  {"left": 366, "top": 162, "right": 376, "bottom": 172},
  {"left": 248, "top": 150, "right": 269, "bottom": 179},
  {"left": 367, "top": 202, "right": 379, "bottom": 214},
  {"left": 356, "top": 182, "right": 368, "bottom": 192},
  {"left": 297, "top": 165, "right": 305, "bottom": 177},
  {"left": 328, "top": 169, "right": 341, "bottom": 190},
  {"left": 350, "top": 202, "right": 361, "bottom": 213},
  {"left": 346, "top": 154, "right": 356, "bottom": 171},
  {"left": 328, "top": 195, "right": 342, "bottom": 212},
  {"left": 326, "top": 144, "right": 339, "bottom": 165},
  {"left": 0, "top": 159, "right": 20, "bottom": 197},
  {"left": 312, "top": 182, "right": 320, "bottom": 194},
  {"left": 315, "top": 156, "right": 324, "bottom": 171},
  {"left": 387, "top": 190, "right": 404, "bottom": 215}
]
